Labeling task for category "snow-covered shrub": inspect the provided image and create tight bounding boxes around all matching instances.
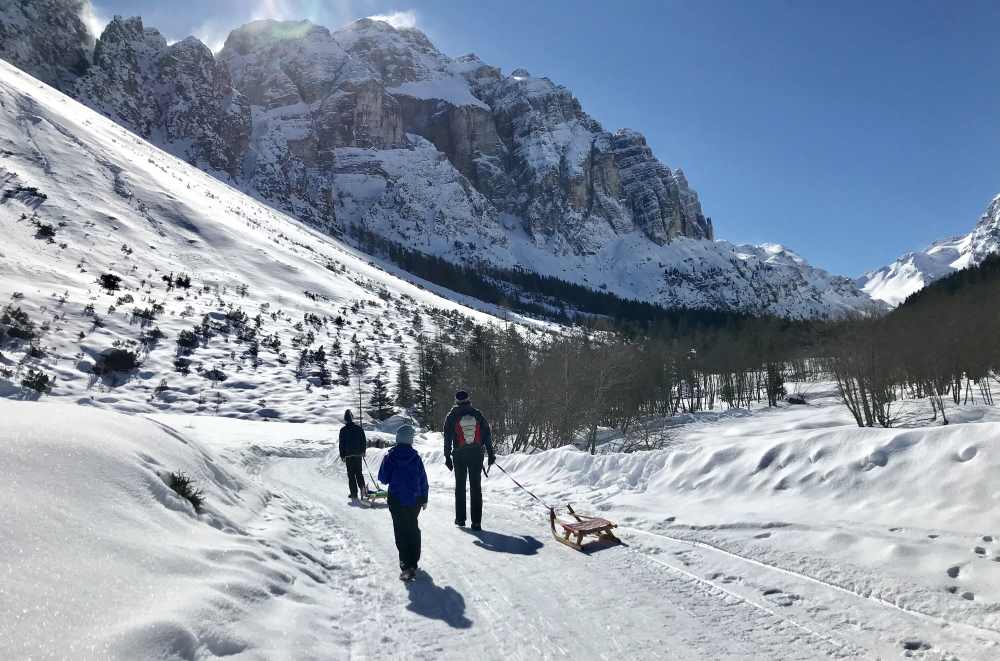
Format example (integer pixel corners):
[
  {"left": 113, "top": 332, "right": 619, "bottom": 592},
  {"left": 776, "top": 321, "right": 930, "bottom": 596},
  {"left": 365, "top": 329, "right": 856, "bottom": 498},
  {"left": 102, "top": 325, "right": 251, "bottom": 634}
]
[
  {"left": 203, "top": 368, "right": 228, "bottom": 383},
  {"left": 21, "top": 368, "right": 53, "bottom": 394},
  {"left": 1, "top": 305, "right": 35, "bottom": 342},
  {"left": 176, "top": 329, "right": 199, "bottom": 354},
  {"left": 94, "top": 348, "right": 142, "bottom": 374},
  {"left": 167, "top": 471, "right": 204, "bottom": 513},
  {"left": 98, "top": 273, "right": 122, "bottom": 292},
  {"left": 33, "top": 222, "right": 56, "bottom": 240}
]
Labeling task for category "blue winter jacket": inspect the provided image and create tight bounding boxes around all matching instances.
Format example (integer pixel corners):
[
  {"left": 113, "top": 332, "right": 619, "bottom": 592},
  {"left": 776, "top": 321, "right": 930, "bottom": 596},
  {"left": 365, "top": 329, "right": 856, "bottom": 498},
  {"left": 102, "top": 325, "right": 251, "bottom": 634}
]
[{"left": 378, "top": 444, "right": 429, "bottom": 507}]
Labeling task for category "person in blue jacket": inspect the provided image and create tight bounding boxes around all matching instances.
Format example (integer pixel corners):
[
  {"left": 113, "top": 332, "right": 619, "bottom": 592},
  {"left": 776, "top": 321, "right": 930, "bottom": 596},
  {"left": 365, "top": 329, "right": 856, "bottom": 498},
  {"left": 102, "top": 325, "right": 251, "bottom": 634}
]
[{"left": 378, "top": 424, "right": 429, "bottom": 581}]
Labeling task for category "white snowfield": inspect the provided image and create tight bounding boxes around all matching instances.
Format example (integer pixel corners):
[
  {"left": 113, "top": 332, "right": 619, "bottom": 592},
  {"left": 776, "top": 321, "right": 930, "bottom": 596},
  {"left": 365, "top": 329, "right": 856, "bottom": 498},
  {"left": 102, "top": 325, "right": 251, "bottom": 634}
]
[{"left": 3, "top": 387, "right": 1000, "bottom": 660}]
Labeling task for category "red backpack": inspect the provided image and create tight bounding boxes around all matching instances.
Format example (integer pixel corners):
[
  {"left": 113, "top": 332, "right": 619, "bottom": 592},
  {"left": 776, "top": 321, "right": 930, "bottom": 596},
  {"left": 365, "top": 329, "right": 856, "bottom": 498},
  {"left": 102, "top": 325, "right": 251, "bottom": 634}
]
[{"left": 453, "top": 413, "right": 482, "bottom": 448}]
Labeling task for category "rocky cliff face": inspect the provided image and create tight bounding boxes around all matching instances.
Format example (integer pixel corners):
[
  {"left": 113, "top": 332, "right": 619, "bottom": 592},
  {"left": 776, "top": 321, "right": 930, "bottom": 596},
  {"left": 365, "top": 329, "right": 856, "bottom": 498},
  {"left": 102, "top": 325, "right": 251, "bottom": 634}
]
[
  {"left": 0, "top": 0, "right": 92, "bottom": 88},
  {"left": 0, "top": 6, "right": 876, "bottom": 318},
  {"left": 71, "top": 16, "right": 251, "bottom": 180}
]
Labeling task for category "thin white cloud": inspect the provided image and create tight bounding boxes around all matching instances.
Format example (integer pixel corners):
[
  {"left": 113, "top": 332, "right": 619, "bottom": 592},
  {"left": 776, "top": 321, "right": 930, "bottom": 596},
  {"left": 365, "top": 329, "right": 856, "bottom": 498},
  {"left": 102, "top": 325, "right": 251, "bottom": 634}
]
[
  {"left": 193, "top": 19, "right": 230, "bottom": 53},
  {"left": 250, "top": 0, "right": 299, "bottom": 21},
  {"left": 367, "top": 10, "right": 418, "bottom": 29},
  {"left": 80, "top": 1, "right": 109, "bottom": 38}
]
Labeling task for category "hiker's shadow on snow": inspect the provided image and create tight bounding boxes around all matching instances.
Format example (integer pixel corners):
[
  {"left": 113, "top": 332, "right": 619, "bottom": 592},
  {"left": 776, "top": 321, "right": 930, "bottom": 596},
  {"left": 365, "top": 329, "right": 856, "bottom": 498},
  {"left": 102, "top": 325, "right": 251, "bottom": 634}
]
[
  {"left": 462, "top": 528, "right": 543, "bottom": 556},
  {"left": 406, "top": 572, "right": 472, "bottom": 629}
]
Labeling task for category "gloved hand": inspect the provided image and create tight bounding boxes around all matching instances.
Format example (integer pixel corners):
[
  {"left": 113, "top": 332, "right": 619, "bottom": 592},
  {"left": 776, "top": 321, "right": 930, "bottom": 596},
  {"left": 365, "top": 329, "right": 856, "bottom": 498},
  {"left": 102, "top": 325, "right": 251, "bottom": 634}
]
[
  {"left": 487, "top": 453, "right": 496, "bottom": 466},
  {"left": 445, "top": 455, "right": 453, "bottom": 472}
]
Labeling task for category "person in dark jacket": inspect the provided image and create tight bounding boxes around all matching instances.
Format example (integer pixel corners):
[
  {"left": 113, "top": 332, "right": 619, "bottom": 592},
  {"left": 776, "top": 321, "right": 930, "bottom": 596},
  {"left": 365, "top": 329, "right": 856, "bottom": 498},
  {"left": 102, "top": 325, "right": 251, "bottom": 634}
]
[
  {"left": 339, "top": 410, "right": 367, "bottom": 501},
  {"left": 442, "top": 390, "right": 494, "bottom": 530},
  {"left": 378, "top": 424, "right": 429, "bottom": 580}
]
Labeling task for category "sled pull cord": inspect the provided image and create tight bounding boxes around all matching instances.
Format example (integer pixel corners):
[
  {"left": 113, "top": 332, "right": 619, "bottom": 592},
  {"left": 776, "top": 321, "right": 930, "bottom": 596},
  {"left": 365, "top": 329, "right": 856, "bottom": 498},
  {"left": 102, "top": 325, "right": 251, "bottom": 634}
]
[
  {"left": 492, "top": 463, "right": 554, "bottom": 511},
  {"left": 363, "top": 456, "right": 383, "bottom": 490}
]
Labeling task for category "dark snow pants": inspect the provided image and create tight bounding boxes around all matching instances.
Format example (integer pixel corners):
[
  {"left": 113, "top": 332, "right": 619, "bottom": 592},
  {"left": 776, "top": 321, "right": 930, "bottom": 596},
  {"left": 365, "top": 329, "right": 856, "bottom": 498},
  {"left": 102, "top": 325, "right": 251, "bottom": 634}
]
[
  {"left": 388, "top": 496, "right": 422, "bottom": 570},
  {"left": 453, "top": 448, "right": 484, "bottom": 526},
  {"left": 345, "top": 456, "right": 365, "bottom": 498}
]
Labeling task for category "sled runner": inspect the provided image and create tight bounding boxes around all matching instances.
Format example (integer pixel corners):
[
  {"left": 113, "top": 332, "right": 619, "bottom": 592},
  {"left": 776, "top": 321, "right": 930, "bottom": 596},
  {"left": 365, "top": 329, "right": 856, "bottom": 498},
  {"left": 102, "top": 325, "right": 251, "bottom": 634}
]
[{"left": 549, "top": 505, "right": 621, "bottom": 551}]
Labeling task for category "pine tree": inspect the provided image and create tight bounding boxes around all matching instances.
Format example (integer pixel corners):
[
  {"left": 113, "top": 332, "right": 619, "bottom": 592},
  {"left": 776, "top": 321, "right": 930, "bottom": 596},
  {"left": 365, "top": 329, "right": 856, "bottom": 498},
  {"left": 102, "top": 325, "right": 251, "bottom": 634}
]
[
  {"left": 369, "top": 370, "right": 393, "bottom": 420},
  {"left": 295, "top": 349, "right": 310, "bottom": 380},
  {"left": 319, "top": 361, "right": 332, "bottom": 387},
  {"left": 395, "top": 356, "right": 414, "bottom": 408},
  {"left": 312, "top": 344, "right": 326, "bottom": 365},
  {"left": 349, "top": 346, "right": 368, "bottom": 419},
  {"left": 337, "top": 359, "right": 350, "bottom": 385}
]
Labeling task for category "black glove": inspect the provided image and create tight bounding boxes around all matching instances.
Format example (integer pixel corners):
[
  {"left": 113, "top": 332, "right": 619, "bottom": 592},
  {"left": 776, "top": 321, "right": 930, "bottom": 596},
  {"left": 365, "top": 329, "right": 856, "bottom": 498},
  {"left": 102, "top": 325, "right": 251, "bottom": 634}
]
[
  {"left": 487, "top": 453, "right": 496, "bottom": 466},
  {"left": 445, "top": 455, "right": 453, "bottom": 471}
]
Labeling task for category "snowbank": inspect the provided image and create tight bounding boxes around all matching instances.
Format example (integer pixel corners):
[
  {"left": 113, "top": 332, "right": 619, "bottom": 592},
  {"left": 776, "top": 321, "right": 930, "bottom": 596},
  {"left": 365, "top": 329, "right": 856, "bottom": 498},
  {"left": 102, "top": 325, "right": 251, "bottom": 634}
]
[{"left": 0, "top": 400, "right": 271, "bottom": 658}]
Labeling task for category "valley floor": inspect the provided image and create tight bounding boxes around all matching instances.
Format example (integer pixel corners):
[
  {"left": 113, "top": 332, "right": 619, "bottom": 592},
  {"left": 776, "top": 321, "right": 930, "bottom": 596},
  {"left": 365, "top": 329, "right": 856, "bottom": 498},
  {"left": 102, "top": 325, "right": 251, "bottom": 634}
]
[{"left": 3, "top": 388, "right": 999, "bottom": 660}]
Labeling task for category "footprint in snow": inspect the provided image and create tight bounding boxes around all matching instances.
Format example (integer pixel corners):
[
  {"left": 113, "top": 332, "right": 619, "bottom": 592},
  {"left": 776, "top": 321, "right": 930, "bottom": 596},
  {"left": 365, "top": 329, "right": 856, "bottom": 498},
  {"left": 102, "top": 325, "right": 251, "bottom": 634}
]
[
  {"left": 983, "top": 535, "right": 994, "bottom": 543},
  {"left": 962, "top": 591, "right": 975, "bottom": 601},
  {"left": 946, "top": 565, "right": 961, "bottom": 578},
  {"left": 974, "top": 546, "right": 987, "bottom": 556},
  {"left": 761, "top": 587, "right": 801, "bottom": 607},
  {"left": 927, "top": 534, "right": 939, "bottom": 539},
  {"left": 754, "top": 532, "right": 772, "bottom": 539},
  {"left": 901, "top": 639, "right": 931, "bottom": 652}
]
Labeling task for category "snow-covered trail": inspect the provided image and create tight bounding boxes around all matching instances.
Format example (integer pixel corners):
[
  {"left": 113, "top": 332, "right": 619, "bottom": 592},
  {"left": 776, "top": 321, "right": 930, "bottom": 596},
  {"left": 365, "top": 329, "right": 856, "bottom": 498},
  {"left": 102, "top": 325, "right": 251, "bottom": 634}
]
[{"left": 259, "top": 456, "right": 858, "bottom": 660}]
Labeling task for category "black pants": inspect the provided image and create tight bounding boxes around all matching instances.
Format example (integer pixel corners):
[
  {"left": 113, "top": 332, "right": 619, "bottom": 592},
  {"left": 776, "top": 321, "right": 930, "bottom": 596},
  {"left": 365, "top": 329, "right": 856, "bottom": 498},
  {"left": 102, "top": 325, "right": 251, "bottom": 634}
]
[
  {"left": 345, "top": 456, "right": 365, "bottom": 498},
  {"left": 454, "top": 449, "right": 484, "bottom": 525},
  {"left": 388, "top": 496, "right": 422, "bottom": 570}
]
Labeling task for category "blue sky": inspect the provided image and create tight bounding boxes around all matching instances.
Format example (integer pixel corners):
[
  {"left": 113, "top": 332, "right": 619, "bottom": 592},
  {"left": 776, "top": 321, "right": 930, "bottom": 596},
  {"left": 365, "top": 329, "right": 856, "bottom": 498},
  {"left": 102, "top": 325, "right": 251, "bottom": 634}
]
[{"left": 87, "top": 0, "right": 1000, "bottom": 276}]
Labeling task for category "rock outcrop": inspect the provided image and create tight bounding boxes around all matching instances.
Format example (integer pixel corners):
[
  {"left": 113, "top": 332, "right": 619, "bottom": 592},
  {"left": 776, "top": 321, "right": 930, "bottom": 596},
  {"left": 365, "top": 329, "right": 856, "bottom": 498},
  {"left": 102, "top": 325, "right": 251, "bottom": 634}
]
[
  {"left": 0, "top": 0, "right": 92, "bottom": 88},
  {"left": 73, "top": 16, "right": 251, "bottom": 180}
]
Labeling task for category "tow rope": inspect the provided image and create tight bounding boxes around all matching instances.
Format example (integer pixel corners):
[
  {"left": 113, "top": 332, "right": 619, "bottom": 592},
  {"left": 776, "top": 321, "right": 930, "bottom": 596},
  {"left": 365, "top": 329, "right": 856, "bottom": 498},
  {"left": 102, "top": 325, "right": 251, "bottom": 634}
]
[
  {"left": 487, "top": 462, "right": 556, "bottom": 512},
  {"left": 362, "top": 456, "right": 382, "bottom": 490}
]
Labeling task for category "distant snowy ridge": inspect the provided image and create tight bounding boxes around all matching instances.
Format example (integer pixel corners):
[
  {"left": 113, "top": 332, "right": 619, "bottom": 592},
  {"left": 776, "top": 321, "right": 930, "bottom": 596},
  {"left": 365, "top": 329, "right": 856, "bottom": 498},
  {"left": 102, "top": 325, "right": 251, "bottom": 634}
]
[
  {"left": 859, "top": 195, "right": 1000, "bottom": 306},
  {"left": 0, "top": 1, "right": 878, "bottom": 318}
]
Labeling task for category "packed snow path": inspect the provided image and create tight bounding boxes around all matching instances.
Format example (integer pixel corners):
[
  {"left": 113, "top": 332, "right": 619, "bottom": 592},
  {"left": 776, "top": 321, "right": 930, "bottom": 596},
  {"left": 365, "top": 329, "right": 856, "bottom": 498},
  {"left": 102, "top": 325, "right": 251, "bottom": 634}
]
[
  {"left": 261, "top": 456, "right": 853, "bottom": 660},
  {"left": 244, "top": 442, "right": 1000, "bottom": 660}
]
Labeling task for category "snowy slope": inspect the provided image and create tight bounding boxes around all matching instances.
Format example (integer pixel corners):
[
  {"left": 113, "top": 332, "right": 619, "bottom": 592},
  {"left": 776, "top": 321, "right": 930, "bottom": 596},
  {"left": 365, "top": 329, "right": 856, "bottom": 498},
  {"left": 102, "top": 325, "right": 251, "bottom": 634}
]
[
  {"left": 859, "top": 195, "right": 1000, "bottom": 306},
  {"left": 0, "top": 58, "right": 546, "bottom": 419}
]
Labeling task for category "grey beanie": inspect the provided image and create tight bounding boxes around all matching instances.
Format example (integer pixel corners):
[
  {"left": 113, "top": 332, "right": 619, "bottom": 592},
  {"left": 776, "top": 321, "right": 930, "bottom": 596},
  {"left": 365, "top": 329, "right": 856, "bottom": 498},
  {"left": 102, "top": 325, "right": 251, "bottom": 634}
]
[
  {"left": 395, "top": 424, "right": 415, "bottom": 445},
  {"left": 344, "top": 409, "right": 353, "bottom": 423}
]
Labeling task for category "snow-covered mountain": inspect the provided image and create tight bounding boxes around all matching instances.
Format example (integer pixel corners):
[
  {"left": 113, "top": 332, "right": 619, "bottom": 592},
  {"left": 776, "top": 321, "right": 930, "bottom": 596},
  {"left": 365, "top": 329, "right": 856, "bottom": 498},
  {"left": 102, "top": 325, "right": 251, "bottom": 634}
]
[
  {"left": 0, "top": 2, "right": 878, "bottom": 318},
  {"left": 859, "top": 196, "right": 1000, "bottom": 306}
]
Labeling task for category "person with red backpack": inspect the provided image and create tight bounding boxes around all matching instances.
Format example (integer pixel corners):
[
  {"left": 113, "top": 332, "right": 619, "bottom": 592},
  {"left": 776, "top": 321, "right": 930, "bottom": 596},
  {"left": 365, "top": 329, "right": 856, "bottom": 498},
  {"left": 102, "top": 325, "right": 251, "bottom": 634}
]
[{"left": 442, "top": 390, "right": 494, "bottom": 530}]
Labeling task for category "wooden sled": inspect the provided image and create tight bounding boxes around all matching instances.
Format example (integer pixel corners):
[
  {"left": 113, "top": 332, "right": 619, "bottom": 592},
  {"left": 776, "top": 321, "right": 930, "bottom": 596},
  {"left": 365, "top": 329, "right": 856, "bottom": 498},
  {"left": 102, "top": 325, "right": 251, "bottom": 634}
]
[
  {"left": 362, "top": 482, "right": 388, "bottom": 505},
  {"left": 550, "top": 505, "right": 621, "bottom": 551}
]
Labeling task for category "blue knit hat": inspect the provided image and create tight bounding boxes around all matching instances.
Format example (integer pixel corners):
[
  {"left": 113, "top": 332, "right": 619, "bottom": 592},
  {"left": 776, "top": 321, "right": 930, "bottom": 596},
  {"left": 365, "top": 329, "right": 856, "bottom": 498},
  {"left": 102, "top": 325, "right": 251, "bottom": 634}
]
[
  {"left": 395, "top": 424, "right": 415, "bottom": 445},
  {"left": 455, "top": 390, "right": 470, "bottom": 404}
]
